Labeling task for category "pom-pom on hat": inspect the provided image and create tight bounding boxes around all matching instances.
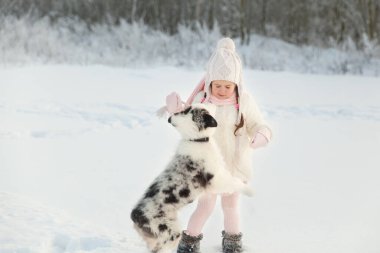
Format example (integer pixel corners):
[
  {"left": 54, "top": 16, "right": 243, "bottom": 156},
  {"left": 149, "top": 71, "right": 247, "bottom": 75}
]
[
  {"left": 217, "top": 37, "right": 236, "bottom": 51},
  {"left": 204, "top": 37, "right": 243, "bottom": 90}
]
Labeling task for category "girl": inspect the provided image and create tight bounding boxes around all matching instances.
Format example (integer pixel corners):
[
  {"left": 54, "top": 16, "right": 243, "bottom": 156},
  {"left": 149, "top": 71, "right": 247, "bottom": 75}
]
[{"left": 163, "top": 38, "right": 272, "bottom": 253}]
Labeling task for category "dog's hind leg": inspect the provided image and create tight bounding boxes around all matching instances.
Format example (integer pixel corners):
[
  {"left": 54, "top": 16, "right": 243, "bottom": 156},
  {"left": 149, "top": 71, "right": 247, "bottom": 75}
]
[{"left": 155, "top": 219, "right": 181, "bottom": 253}]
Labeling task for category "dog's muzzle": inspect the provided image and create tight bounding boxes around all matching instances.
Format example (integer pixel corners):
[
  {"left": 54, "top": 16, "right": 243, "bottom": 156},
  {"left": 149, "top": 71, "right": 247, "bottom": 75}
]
[{"left": 168, "top": 116, "right": 172, "bottom": 124}]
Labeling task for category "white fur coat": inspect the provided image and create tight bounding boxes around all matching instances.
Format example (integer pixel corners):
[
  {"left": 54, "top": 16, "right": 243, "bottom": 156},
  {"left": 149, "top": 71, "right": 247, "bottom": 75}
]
[{"left": 193, "top": 92, "right": 271, "bottom": 181}]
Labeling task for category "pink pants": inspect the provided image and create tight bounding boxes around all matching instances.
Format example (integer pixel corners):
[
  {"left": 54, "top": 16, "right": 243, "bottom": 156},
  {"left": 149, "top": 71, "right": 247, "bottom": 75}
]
[{"left": 186, "top": 192, "right": 240, "bottom": 236}]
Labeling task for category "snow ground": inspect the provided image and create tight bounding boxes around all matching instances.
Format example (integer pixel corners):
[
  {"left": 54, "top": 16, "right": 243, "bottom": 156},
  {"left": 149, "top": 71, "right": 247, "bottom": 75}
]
[{"left": 0, "top": 65, "right": 380, "bottom": 253}]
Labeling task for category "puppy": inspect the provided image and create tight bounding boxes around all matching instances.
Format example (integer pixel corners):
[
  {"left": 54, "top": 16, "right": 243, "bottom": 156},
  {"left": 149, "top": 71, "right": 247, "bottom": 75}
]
[{"left": 131, "top": 104, "right": 253, "bottom": 253}]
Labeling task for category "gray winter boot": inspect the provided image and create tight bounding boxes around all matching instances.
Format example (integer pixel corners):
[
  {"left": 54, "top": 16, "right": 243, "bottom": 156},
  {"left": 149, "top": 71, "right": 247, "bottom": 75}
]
[
  {"left": 222, "top": 230, "right": 243, "bottom": 253},
  {"left": 177, "top": 231, "right": 203, "bottom": 253}
]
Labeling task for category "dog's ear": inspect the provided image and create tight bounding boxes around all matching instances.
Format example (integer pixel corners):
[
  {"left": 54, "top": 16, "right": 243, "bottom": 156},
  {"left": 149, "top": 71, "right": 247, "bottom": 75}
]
[{"left": 203, "top": 113, "right": 217, "bottom": 128}]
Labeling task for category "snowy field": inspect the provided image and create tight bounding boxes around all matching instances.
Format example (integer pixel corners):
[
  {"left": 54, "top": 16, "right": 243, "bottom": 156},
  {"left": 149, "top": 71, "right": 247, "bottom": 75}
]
[{"left": 1, "top": 65, "right": 380, "bottom": 253}]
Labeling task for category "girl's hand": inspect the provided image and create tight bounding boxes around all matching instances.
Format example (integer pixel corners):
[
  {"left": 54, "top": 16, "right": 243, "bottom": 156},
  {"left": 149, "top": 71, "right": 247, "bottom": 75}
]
[
  {"left": 166, "top": 92, "right": 184, "bottom": 114},
  {"left": 251, "top": 128, "right": 271, "bottom": 149}
]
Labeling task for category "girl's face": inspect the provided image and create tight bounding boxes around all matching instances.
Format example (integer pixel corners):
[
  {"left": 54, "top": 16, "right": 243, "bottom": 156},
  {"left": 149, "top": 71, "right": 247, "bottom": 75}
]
[{"left": 210, "top": 80, "right": 236, "bottom": 99}]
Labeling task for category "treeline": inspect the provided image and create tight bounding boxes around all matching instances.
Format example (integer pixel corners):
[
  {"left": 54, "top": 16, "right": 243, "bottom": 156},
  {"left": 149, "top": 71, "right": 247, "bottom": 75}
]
[{"left": 0, "top": 0, "right": 379, "bottom": 48}]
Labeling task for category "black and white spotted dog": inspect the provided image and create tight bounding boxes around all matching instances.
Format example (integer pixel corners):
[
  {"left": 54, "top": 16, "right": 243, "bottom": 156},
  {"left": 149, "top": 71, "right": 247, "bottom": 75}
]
[{"left": 130, "top": 104, "right": 253, "bottom": 253}]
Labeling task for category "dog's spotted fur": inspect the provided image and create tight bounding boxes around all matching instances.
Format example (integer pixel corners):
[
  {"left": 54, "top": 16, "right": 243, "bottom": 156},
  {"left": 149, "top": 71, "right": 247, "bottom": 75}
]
[{"left": 130, "top": 104, "right": 253, "bottom": 253}]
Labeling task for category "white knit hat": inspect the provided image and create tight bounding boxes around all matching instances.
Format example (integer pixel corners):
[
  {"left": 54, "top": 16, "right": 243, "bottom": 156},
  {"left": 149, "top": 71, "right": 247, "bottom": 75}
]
[{"left": 205, "top": 37, "right": 243, "bottom": 89}]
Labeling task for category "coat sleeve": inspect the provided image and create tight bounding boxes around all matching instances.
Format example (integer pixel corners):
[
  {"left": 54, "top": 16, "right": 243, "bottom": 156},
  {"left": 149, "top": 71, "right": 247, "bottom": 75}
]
[{"left": 241, "top": 92, "right": 272, "bottom": 142}]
